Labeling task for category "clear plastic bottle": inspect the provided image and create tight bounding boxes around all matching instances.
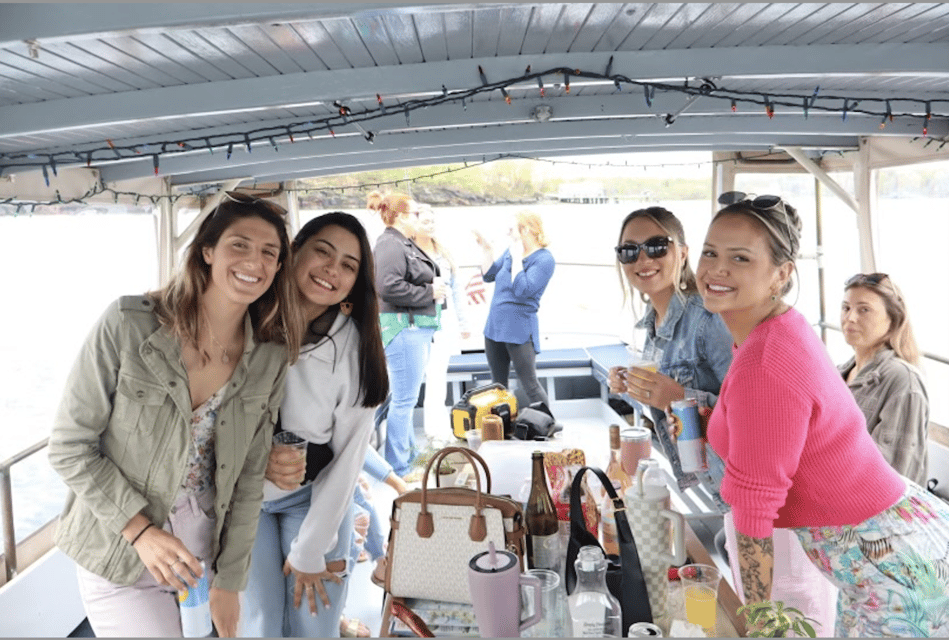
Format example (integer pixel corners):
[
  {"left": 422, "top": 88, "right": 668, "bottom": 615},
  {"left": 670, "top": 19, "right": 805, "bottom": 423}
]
[{"left": 568, "top": 545, "right": 622, "bottom": 638}]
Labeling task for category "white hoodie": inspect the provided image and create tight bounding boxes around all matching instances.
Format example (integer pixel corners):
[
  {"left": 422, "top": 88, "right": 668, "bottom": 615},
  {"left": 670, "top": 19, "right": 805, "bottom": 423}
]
[{"left": 264, "top": 312, "right": 375, "bottom": 574}]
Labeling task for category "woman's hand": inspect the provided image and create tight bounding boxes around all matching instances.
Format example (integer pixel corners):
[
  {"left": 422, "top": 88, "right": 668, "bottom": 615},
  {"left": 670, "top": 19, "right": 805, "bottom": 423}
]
[
  {"left": 209, "top": 587, "right": 240, "bottom": 637},
  {"left": 284, "top": 558, "right": 345, "bottom": 616},
  {"left": 666, "top": 405, "right": 713, "bottom": 442},
  {"left": 124, "top": 518, "right": 202, "bottom": 591},
  {"left": 607, "top": 366, "right": 628, "bottom": 395},
  {"left": 265, "top": 446, "right": 306, "bottom": 490},
  {"left": 624, "top": 367, "right": 684, "bottom": 412}
]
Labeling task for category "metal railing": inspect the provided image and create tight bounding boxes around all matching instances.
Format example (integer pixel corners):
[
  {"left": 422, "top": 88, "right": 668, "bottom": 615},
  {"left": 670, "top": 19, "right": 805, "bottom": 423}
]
[{"left": 0, "top": 437, "right": 49, "bottom": 582}]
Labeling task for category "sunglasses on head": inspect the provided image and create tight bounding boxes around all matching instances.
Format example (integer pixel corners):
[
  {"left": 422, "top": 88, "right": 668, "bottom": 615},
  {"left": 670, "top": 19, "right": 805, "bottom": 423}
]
[
  {"left": 717, "top": 191, "right": 786, "bottom": 212},
  {"left": 615, "top": 235, "right": 673, "bottom": 264},
  {"left": 220, "top": 190, "right": 288, "bottom": 217},
  {"left": 845, "top": 272, "right": 889, "bottom": 287}
]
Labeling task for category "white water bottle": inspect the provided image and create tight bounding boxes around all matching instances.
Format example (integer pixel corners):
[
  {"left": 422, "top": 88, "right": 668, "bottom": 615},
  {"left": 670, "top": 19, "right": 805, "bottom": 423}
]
[{"left": 569, "top": 545, "right": 622, "bottom": 638}]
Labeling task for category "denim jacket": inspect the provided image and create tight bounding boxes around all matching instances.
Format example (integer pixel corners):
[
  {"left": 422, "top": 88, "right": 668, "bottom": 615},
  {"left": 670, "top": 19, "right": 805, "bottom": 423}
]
[
  {"left": 48, "top": 296, "right": 287, "bottom": 590},
  {"left": 635, "top": 293, "right": 733, "bottom": 505}
]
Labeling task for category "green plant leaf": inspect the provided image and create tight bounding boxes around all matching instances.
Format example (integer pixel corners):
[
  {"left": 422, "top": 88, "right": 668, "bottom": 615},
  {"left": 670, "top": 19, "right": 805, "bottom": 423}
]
[{"left": 796, "top": 620, "right": 817, "bottom": 638}]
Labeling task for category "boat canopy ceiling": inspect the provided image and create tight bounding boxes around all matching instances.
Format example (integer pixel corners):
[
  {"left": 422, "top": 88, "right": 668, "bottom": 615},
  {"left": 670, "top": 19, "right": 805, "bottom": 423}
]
[{"left": 1, "top": 2, "right": 948, "bottom": 190}]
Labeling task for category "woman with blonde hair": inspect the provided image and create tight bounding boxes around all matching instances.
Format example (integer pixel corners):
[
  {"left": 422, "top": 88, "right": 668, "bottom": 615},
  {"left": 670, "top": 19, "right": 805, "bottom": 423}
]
[
  {"left": 48, "top": 192, "right": 299, "bottom": 637},
  {"left": 368, "top": 192, "right": 447, "bottom": 477},
  {"left": 474, "top": 210, "right": 555, "bottom": 409},
  {"left": 839, "top": 273, "right": 929, "bottom": 485},
  {"left": 413, "top": 203, "right": 471, "bottom": 437}
]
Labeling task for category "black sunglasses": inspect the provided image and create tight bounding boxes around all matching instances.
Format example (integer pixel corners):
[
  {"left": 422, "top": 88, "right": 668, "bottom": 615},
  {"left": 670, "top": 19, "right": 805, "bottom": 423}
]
[
  {"left": 845, "top": 272, "right": 889, "bottom": 287},
  {"left": 717, "top": 191, "right": 786, "bottom": 212},
  {"left": 220, "top": 190, "right": 288, "bottom": 217},
  {"left": 615, "top": 235, "right": 673, "bottom": 264}
]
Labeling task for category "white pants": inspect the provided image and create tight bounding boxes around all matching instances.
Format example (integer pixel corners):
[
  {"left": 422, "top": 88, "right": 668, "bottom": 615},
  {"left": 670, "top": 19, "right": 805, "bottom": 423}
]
[
  {"left": 76, "top": 490, "right": 216, "bottom": 637},
  {"left": 723, "top": 511, "right": 838, "bottom": 637}
]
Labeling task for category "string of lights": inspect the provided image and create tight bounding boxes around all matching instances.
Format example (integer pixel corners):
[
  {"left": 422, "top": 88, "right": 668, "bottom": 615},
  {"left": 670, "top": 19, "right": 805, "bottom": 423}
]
[
  {"left": 1, "top": 63, "right": 946, "bottom": 182},
  {"left": 1, "top": 150, "right": 792, "bottom": 210}
]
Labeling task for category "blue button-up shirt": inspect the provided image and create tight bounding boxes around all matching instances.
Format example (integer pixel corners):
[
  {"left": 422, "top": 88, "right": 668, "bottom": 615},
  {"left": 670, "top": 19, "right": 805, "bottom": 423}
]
[{"left": 482, "top": 248, "right": 555, "bottom": 353}]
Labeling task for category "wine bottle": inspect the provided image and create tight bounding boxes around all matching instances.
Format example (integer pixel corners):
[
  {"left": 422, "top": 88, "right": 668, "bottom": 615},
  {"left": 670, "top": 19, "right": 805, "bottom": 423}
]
[
  {"left": 525, "top": 451, "right": 560, "bottom": 571},
  {"left": 605, "top": 424, "right": 633, "bottom": 494}
]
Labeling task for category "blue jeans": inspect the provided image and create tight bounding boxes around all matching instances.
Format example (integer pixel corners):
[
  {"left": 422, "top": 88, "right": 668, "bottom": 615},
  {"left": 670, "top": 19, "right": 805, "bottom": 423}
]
[
  {"left": 379, "top": 326, "right": 435, "bottom": 476},
  {"left": 240, "top": 487, "right": 355, "bottom": 638},
  {"left": 352, "top": 484, "right": 385, "bottom": 562}
]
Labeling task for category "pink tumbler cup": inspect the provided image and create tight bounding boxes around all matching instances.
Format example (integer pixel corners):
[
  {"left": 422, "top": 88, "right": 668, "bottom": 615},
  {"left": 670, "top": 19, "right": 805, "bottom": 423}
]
[{"left": 468, "top": 542, "right": 542, "bottom": 638}]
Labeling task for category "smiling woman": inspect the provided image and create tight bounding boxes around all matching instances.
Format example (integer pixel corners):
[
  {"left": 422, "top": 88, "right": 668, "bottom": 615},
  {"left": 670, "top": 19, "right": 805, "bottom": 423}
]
[
  {"left": 699, "top": 195, "right": 949, "bottom": 637},
  {"left": 46, "top": 192, "right": 299, "bottom": 637}
]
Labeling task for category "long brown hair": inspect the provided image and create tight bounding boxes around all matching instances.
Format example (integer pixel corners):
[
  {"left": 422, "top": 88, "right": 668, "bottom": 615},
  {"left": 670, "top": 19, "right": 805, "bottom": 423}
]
[
  {"left": 845, "top": 275, "right": 920, "bottom": 366},
  {"left": 616, "top": 206, "right": 697, "bottom": 306},
  {"left": 293, "top": 212, "right": 389, "bottom": 407},
  {"left": 148, "top": 192, "right": 302, "bottom": 363}
]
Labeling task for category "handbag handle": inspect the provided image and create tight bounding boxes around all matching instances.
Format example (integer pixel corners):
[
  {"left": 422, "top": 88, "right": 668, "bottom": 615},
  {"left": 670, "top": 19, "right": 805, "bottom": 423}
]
[
  {"left": 416, "top": 446, "right": 492, "bottom": 542},
  {"left": 390, "top": 598, "right": 435, "bottom": 637},
  {"left": 564, "top": 466, "right": 653, "bottom": 633},
  {"left": 426, "top": 445, "right": 493, "bottom": 493}
]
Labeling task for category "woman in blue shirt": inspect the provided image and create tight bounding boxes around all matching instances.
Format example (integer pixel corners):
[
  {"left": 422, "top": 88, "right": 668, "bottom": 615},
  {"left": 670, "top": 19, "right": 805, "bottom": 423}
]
[{"left": 474, "top": 211, "right": 556, "bottom": 408}]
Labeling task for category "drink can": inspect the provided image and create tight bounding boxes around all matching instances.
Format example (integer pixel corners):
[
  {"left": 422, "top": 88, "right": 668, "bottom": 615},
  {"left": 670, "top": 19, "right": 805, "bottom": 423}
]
[
  {"left": 670, "top": 398, "right": 707, "bottom": 473},
  {"left": 629, "top": 621, "right": 664, "bottom": 637},
  {"left": 178, "top": 560, "right": 212, "bottom": 637}
]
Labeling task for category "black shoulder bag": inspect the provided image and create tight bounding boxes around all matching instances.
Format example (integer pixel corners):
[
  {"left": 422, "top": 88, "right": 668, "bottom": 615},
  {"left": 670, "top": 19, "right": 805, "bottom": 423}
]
[{"left": 564, "top": 466, "right": 653, "bottom": 636}]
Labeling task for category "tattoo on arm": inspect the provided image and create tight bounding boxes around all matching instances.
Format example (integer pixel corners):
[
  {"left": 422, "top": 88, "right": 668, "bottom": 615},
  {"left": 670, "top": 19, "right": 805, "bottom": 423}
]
[{"left": 736, "top": 531, "right": 774, "bottom": 604}]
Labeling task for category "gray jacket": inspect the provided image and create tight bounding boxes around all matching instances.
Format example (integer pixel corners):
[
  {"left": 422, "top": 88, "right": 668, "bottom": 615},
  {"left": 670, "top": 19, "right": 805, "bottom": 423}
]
[
  {"left": 839, "top": 348, "right": 929, "bottom": 486},
  {"left": 48, "top": 295, "right": 287, "bottom": 590},
  {"left": 373, "top": 226, "right": 440, "bottom": 318}
]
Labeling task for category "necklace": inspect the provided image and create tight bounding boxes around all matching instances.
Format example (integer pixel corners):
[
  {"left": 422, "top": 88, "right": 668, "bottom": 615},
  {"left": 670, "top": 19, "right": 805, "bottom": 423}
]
[{"left": 203, "top": 308, "right": 234, "bottom": 365}]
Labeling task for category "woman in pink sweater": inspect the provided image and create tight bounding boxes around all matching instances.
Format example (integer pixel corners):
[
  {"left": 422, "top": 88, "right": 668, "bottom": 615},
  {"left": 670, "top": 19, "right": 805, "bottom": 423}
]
[{"left": 696, "top": 193, "right": 949, "bottom": 637}]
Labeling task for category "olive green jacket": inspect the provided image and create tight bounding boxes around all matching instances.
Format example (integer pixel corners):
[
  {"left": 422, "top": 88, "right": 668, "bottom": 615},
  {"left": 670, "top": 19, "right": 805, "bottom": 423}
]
[{"left": 48, "top": 295, "right": 287, "bottom": 591}]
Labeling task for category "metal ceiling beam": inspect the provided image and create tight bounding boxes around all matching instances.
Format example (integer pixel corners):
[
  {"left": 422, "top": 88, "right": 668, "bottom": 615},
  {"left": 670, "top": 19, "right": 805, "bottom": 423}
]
[
  {"left": 0, "top": 3, "right": 401, "bottom": 48},
  {"left": 2, "top": 88, "right": 939, "bottom": 159},
  {"left": 94, "top": 112, "right": 869, "bottom": 183},
  {"left": 162, "top": 134, "right": 857, "bottom": 186},
  {"left": 2, "top": 44, "right": 945, "bottom": 140}
]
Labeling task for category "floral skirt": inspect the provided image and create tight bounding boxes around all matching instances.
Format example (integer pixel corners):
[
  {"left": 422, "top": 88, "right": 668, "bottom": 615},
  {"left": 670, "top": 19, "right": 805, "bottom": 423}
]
[{"left": 792, "top": 482, "right": 949, "bottom": 637}]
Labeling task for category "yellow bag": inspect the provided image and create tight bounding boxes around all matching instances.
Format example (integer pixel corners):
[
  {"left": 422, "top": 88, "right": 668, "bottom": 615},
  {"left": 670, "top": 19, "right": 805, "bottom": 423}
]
[{"left": 450, "top": 383, "right": 517, "bottom": 439}]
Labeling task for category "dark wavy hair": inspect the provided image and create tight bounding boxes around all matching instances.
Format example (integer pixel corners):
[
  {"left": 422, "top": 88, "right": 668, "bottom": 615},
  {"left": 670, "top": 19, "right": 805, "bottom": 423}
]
[{"left": 293, "top": 212, "right": 389, "bottom": 407}]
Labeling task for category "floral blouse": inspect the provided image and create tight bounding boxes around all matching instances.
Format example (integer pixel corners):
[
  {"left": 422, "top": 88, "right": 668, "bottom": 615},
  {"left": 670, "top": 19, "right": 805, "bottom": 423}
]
[{"left": 181, "top": 385, "right": 225, "bottom": 494}]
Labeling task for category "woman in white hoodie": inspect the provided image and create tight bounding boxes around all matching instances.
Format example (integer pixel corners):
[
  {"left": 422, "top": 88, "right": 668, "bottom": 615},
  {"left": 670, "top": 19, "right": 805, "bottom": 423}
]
[{"left": 240, "top": 212, "right": 389, "bottom": 637}]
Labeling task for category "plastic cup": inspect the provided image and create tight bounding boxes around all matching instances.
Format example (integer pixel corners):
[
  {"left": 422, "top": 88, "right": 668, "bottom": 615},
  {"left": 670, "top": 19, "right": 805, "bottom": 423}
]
[
  {"left": 520, "top": 569, "right": 567, "bottom": 638},
  {"left": 272, "top": 430, "right": 307, "bottom": 454},
  {"left": 465, "top": 428, "right": 482, "bottom": 451},
  {"left": 680, "top": 563, "right": 720, "bottom": 636},
  {"left": 620, "top": 426, "right": 652, "bottom": 476}
]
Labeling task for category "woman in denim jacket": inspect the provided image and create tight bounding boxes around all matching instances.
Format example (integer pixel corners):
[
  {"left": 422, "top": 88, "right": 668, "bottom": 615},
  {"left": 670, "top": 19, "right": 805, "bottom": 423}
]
[
  {"left": 606, "top": 207, "right": 732, "bottom": 503},
  {"left": 48, "top": 193, "right": 300, "bottom": 637}
]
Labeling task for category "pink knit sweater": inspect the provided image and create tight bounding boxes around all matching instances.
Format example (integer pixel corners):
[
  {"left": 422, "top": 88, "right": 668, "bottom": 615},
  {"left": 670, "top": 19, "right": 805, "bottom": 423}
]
[{"left": 707, "top": 308, "right": 905, "bottom": 538}]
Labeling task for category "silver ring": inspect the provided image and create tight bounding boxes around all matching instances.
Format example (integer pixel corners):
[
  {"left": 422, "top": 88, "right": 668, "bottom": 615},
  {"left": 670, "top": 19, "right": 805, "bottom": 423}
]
[
  {"left": 305, "top": 584, "right": 313, "bottom": 591},
  {"left": 646, "top": 391, "right": 652, "bottom": 399}
]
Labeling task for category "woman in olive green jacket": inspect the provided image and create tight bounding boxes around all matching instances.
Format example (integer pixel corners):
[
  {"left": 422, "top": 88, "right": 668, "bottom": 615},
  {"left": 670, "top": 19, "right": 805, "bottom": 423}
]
[{"left": 48, "top": 192, "right": 302, "bottom": 637}]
